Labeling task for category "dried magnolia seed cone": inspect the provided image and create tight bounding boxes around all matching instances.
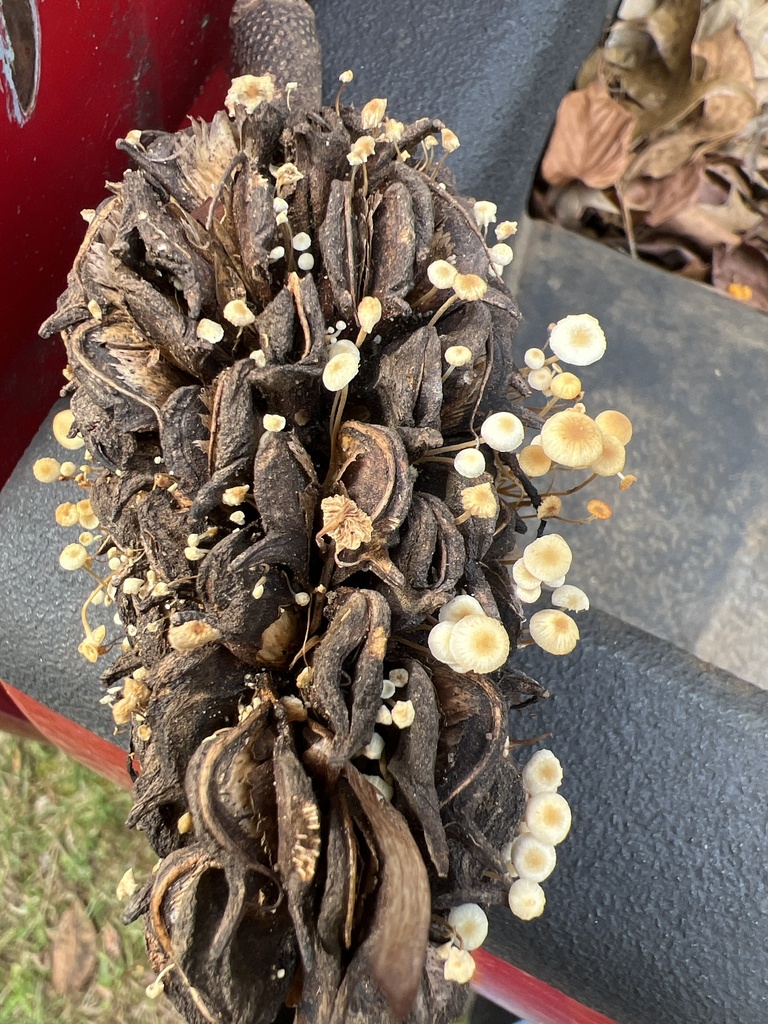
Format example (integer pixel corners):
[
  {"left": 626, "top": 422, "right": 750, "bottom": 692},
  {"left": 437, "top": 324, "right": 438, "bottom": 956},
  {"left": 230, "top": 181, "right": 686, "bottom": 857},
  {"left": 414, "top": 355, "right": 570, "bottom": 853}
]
[{"left": 41, "top": 6, "right": 550, "bottom": 1023}]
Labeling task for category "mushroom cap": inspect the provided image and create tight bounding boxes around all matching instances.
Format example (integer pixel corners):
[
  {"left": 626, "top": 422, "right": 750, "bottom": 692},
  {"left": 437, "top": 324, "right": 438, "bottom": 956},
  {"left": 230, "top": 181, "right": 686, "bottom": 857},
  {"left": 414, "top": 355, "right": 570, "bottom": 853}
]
[
  {"left": 528, "top": 609, "right": 580, "bottom": 655},
  {"left": 33, "top": 457, "right": 62, "bottom": 483},
  {"left": 595, "top": 409, "right": 633, "bottom": 445},
  {"left": 473, "top": 200, "right": 497, "bottom": 228},
  {"left": 52, "top": 409, "right": 85, "bottom": 450},
  {"left": 391, "top": 700, "right": 415, "bottom": 729},
  {"left": 588, "top": 432, "right": 624, "bottom": 477},
  {"left": 508, "top": 879, "right": 546, "bottom": 921},
  {"left": 525, "top": 792, "right": 572, "bottom": 845},
  {"left": 448, "top": 904, "right": 489, "bottom": 951},
  {"left": 357, "top": 295, "right": 382, "bottom": 333},
  {"left": 427, "top": 259, "right": 458, "bottom": 289},
  {"left": 223, "top": 299, "right": 256, "bottom": 327},
  {"left": 537, "top": 495, "right": 563, "bottom": 520},
  {"left": 262, "top": 414, "right": 286, "bottom": 432},
  {"left": 481, "top": 411, "right": 525, "bottom": 452},
  {"left": 168, "top": 620, "right": 221, "bottom": 652},
  {"left": 460, "top": 482, "right": 498, "bottom": 519},
  {"left": 444, "top": 345, "right": 473, "bottom": 367},
  {"left": 453, "top": 273, "right": 488, "bottom": 301},
  {"left": 509, "top": 834, "right": 557, "bottom": 882},
  {"left": 292, "top": 231, "right": 312, "bottom": 251},
  {"left": 522, "top": 749, "right": 564, "bottom": 794},
  {"left": 443, "top": 947, "right": 476, "bottom": 984},
  {"left": 439, "top": 595, "right": 485, "bottom": 622},
  {"left": 454, "top": 448, "right": 486, "bottom": 478},
  {"left": 495, "top": 220, "right": 518, "bottom": 240},
  {"left": 361, "top": 96, "right": 387, "bottom": 129},
  {"left": 196, "top": 318, "right": 224, "bottom": 343},
  {"left": 524, "top": 347, "right": 546, "bottom": 370},
  {"left": 517, "top": 445, "right": 552, "bottom": 478},
  {"left": 552, "top": 584, "right": 590, "bottom": 612},
  {"left": 528, "top": 367, "right": 553, "bottom": 392},
  {"left": 586, "top": 498, "right": 613, "bottom": 520},
  {"left": 549, "top": 371, "right": 582, "bottom": 400},
  {"left": 512, "top": 559, "right": 541, "bottom": 589},
  {"left": 322, "top": 350, "right": 360, "bottom": 391},
  {"left": 549, "top": 313, "right": 606, "bottom": 366},
  {"left": 489, "top": 242, "right": 513, "bottom": 267},
  {"left": 515, "top": 584, "right": 542, "bottom": 604},
  {"left": 441, "top": 127, "right": 460, "bottom": 152},
  {"left": 522, "top": 534, "right": 572, "bottom": 584},
  {"left": 225, "top": 74, "right": 275, "bottom": 114},
  {"left": 449, "top": 614, "right": 510, "bottom": 673},
  {"left": 540, "top": 408, "right": 604, "bottom": 468},
  {"left": 428, "top": 620, "right": 456, "bottom": 663},
  {"left": 59, "top": 542, "right": 89, "bottom": 571}
]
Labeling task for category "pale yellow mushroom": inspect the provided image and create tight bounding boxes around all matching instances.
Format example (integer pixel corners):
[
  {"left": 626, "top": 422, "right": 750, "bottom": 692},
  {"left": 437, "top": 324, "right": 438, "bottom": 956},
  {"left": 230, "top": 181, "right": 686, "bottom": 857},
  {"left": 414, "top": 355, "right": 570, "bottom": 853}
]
[
  {"left": 540, "top": 408, "right": 603, "bottom": 468},
  {"left": 548, "top": 313, "right": 606, "bottom": 366},
  {"left": 522, "top": 749, "right": 564, "bottom": 794},
  {"left": 525, "top": 792, "right": 572, "bottom": 845},
  {"left": 509, "top": 834, "right": 557, "bottom": 882},
  {"left": 517, "top": 445, "right": 552, "bottom": 478},
  {"left": 528, "top": 608, "right": 579, "bottom": 655},
  {"left": 522, "top": 534, "right": 572, "bottom": 584},
  {"left": 480, "top": 411, "right": 525, "bottom": 452},
  {"left": 590, "top": 433, "right": 625, "bottom": 477},
  {"left": 508, "top": 879, "right": 546, "bottom": 920},
  {"left": 448, "top": 904, "right": 489, "bottom": 951},
  {"left": 449, "top": 614, "right": 510, "bottom": 673},
  {"left": 549, "top": 372, "right": 582, "bottom": 400},
  {"left": 595, "top": 409, "right": 633, "bottom": 445}
]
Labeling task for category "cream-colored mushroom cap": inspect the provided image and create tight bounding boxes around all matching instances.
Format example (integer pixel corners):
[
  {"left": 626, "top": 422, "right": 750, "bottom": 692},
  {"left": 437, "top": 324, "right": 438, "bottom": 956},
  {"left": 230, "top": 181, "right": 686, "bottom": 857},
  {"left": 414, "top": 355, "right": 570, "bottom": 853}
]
[
  {"left": 443, "top": 946, "right": 476, "bottom": 984},
  {"left": 52, "top": 409, "right": 85, "bottom": 450},
  {"left": 33, "top": 457, "right": 62, "bottom": 483},
  {"left": 460, "top": 482, "right": 498, "bottom": 519},
  {"left": 448, "top": 904, "right": 489, "bottom": 951},
  {"left": 595, "top": 409, "right": 633, "bottom": 445},
  {"left": 428, "top": 620, "right": 456, "bottom": 663},
  {"left": 168, "top": 620, "right": 221, "bottom": 653},
  {"left": 481, "top": 411, "right": 525, "bottom": 452},
  {"left": 508, "top": 879, "right": 546, "bottom": 921},
  {"left": 225, "top": 74, "right": 276, "bottom": 115},
  {"left": 59, "top": 543, "right": 89, "bottom": 571},
  {"left": 552, "top": 585, "right": 590, "bottom": 613},
  {"left": 549, "top": 313, "right": 606, "bottom": 366},
  {"left": 223, "top": 299, "right": 256, "bottom": 327},
  {"left": 517, "top": 445, "right": 552, "bottom": 478},
  {"left": 439, "top": 595, "right": 485, "bottom": 622},
  {"left": 524, "top": 347, "right": 546, "bottom": 370},
  {"left": 473, "top": 200, "right": 497, "bottom": 229},
  {"left": 525, "top": 792, "right": 572, "bottom": 845},
  {"left": 454, "top": 449, "right": 486, "bottom": 478},
  {"left": 196, "top": 318, "right": 224, "bottom": 343},
  {"left": 522, "top": 749, "right": 563, "bottom": 794},
  {"left": 449, "top": 614, "right": 510, "bottom": 673},
  {"left": 444, "top": 345, "right": 473, "bottom": 367},
  {"left": 522, "top": 534, "right": 572, "bottom": 584},
  {"left": 509, "top": 834, "right": 557, "bottom": 883},
  {"left": 441, "top": 127, "right": 460, "bottom": 152},
  {"left": 590, "top": 433, "right": 625, "bottom": 477},
  {"left": 528, "top": 367, "right": 553, "bottom": 392},
  {"left": 515, "top": 584, "right": 541, "bottom": 604},
  {"left": 549, "top": 372, "right": 582, "bottom": 400},
  {"left": 540, "top": 408, "right": 603, "bottom": 468},
  {"left": 453, "top": 273, "right": 488, "bottom": 301},
  {"left": 512, "top": 559, "right": 540, "bottom": 590},
  {"left": 357, "top": 295, "right": 382, "bottom": 333},
  {"left": 427, "top": 260, "right": 458, "bottom": 289},
  {"left": 322, "top": 349, "right": 360, "bottom": 392},
  {"left": 489, "top": 243, "right": 513, "bottom": 267},
  {"left": 529, "top": 609, "right": 579, "bottom": 655}
]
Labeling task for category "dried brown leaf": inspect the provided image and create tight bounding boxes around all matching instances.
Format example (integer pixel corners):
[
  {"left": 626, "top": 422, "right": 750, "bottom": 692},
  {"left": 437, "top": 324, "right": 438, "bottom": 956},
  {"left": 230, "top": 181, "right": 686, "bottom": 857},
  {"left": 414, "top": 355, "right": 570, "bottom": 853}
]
[
  {"left": 541, "top": 81, "right": 637, "bottom": 189},
  {"left": 644, "top": 0, "right": 702, "bottom": 78},
  {"left": 50, "top": 900, "right": 98, "bottom": 995},
  {"left": 660, "top": 186, "right": 762, "bottom": 248},
  {"left": 623, "top": 160, "right": 705, "bottom": 225},
  {"left": 693, "top": 26, "right": 756, "bottom": 132}
]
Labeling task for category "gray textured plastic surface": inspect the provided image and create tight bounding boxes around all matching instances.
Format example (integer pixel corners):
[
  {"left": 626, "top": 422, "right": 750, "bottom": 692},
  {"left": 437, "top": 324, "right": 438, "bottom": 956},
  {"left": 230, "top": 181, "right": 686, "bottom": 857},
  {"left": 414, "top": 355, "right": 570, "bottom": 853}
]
[
  {"left": 0, "top": 401, "right": 122, "bottom": 744},
  {"left": 313, "top": 0, "right": 617, "bottom": 223},
  {"left": 496, "top": 609, "right": 768, "bottom": 1024},
  {"left": 507, "top": 218, "right": 768, "bottom": 691}
]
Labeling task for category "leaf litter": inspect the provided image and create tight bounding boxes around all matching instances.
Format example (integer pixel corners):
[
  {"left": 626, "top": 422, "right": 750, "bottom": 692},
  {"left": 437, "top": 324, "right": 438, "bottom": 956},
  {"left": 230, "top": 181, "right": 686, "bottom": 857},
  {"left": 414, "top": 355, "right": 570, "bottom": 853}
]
[{"left": 535, "top": 0, "right": 768, "bottom": 312}]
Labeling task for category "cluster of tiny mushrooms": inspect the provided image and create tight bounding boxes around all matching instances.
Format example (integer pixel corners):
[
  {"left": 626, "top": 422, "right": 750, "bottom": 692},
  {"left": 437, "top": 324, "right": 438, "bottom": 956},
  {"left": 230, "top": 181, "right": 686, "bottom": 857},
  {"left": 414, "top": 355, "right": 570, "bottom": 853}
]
[{"left": 35, "top": 6, "right": 634, "bottom": 1021}]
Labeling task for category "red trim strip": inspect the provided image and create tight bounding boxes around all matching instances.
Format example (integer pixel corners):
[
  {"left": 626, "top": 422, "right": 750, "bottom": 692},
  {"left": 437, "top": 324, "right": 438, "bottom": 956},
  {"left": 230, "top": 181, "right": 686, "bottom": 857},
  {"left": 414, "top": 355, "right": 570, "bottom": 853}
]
[
  {"left": 473, "top": 950, "right": 618, "bottom": 1024},
  {"left": 0, "top": 679, "right": 130, "bottom": 789}
]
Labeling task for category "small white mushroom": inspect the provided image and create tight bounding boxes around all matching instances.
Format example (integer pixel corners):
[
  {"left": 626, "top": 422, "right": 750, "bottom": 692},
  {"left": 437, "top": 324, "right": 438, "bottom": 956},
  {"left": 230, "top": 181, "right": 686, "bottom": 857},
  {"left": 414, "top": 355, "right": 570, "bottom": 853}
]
[
  {"left": 522, "top": 749, "right": 564, "bottom": 794},
  {"left": 548, "top": 313, "right": 606, "bottom": 366},
  {"left": 509, "top": 834, "right": 557, "bottom": 882},
  {"left": 480, "top": 411, "right": 525, "bottom": 453},
  {"left": 508, "top": 879, "right": 546, "bottom": 920},
  {"left": 525, "top": 792, "right": 572, "bottom": 845},
  {"left": 448, "top": 904, "right": 489, "bottom": 951}
]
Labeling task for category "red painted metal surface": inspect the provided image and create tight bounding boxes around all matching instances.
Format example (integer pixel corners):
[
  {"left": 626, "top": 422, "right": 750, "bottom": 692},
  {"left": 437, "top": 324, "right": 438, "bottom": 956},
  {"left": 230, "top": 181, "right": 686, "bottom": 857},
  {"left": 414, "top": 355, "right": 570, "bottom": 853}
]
[
  {"left": 0, "top": 0, "right": 232, "bottom": 488},
  {"left": 0, "top": 678, "right": 130, "bottom": 788},
  {"left": 473, "top": 950, "right": 618, "bottom": 1024}
]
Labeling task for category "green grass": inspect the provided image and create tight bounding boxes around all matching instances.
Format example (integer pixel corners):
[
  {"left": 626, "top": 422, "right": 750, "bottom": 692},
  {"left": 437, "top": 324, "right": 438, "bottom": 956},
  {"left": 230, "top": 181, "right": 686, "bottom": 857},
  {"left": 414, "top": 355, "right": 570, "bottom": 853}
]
[{"left": 0, "top": 733, "right": 182, "bottom": 1024}]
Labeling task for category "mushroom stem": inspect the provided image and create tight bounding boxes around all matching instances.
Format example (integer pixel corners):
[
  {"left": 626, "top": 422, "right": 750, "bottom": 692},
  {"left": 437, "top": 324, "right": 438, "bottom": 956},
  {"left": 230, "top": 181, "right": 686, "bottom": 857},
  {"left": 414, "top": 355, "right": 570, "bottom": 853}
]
[
  {"left": 428, "top": 292, "right": 459, "bottom": 327},
  {"left": 417, "top": 439, "right": 479, "bottom": 461},
  {"left": 411, "top": 285, "right": 437, "bottom": 310},
  {"left": 549, "top": 473, "right": 597, "bottom": 497}
]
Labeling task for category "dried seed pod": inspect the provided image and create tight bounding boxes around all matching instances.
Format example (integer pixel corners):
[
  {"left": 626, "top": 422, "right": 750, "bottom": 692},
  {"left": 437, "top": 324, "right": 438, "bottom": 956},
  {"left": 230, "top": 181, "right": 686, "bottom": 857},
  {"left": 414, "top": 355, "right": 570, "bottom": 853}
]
[{"left": 38, "top": 4, "right": 573, "bottom": 1021}]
